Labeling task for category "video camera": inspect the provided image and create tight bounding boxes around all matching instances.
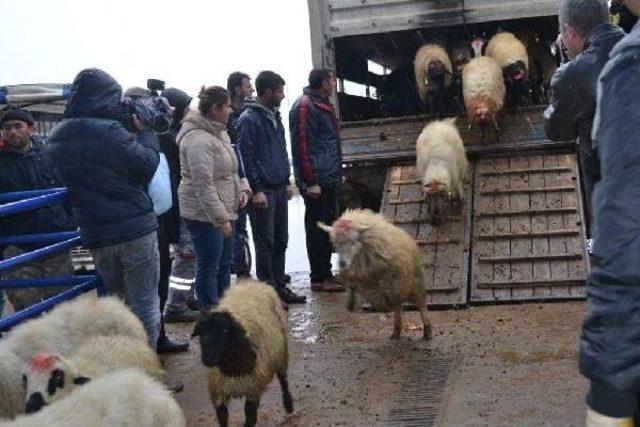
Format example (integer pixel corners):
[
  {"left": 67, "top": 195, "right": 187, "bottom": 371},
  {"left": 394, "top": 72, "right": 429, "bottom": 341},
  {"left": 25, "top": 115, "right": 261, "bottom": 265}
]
[{"left": 122, "top": 79, "right": 173, "bottom": 134}]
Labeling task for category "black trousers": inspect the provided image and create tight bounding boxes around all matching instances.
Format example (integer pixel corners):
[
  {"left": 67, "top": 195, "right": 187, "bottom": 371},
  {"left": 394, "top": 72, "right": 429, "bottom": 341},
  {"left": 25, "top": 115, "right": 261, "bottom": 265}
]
[
  {"left": 303, "top": 186, "right": 337, "bottom": 283},
  {"left": 158, "top": 234, "right": 171, "bottom": 338}
]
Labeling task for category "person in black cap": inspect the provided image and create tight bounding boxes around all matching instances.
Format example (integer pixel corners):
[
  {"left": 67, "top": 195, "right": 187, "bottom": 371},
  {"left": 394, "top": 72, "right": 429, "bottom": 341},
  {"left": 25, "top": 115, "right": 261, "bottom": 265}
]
[{"left": 0, "top": 108, "right": 76, "bottom": 312}]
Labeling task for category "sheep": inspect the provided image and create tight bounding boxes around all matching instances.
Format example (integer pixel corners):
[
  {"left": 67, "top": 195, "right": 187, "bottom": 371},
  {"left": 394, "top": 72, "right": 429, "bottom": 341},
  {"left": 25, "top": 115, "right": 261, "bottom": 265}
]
[
  {"left": 191, "top": 281, "right": 293, "bottom": 427},
  {"left": 22, "top": 335, "right": 165, "bottom": 413},
  {"left": 462, "top": 56, "right": 506, "bottom": 143},
  {"left": 414, "top": 43, "right": 453, "bottom": 117},
  {"left": 515, "top": 28, "right": 557, "bottom": 104},
  {"left": 0, "top": 295, "right": 147, "bottom": 419},
  {"left": 485, "top": 31, "right": 530, "bottom": 108},
  {"left": 0, "top": 368, "right": 186, "bottom": 427},
  {"left": 416, "top": 118, "right": 468, "bottom": 225},
  {"left": 318, "top": 209, "right": 432, "bottom": 341}
]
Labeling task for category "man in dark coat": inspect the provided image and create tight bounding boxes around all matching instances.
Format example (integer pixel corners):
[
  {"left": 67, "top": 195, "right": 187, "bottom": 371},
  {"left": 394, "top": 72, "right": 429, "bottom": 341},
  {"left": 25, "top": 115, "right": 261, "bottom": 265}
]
[
  {"left": 289, "top": 68, "right": 345, "bottom": 292},
  {"left": 544, "top": 0, "right": 625, "bottom": 240},
  {"left": 47, "top": 68, "right": 161, "bottom": 349},
  {"left": 237, "top": 71, "right": 306, "bottom": 304},
  {"left": 227, "top": 72, "right": 253, "bottom": 278},
  {"left": 579, "top": 1, "right": 640, "bottom": 423},
  {"left": 0, "top": 108, "right": 76, "bottom": 311}
]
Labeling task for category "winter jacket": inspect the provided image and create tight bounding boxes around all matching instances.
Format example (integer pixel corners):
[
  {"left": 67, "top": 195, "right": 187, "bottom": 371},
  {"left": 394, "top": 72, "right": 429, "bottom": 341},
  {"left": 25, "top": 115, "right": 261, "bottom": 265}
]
[
  {"left": 47, "top": 68, "right": 160, "bottom": 249},
  {"left": 579, "top": 23, "right": 640, "bottom": 414},
  {"left": 289, "top": 87, "right": 343, "bottom": 189},
  {"left": 0, "top": 137, "right": 76, "bottom": 251},
  {"left": 157, "top": 87, "right": 193, "bottom": 244},
  {"left": 237, "top": 99, "right": 290, "bottom": 193},
  {"left": 177, "top": 111, "right": 248, "bottom": 226},
  {"left": 228, "top": 104, "right": 247, "bottom": 179}
]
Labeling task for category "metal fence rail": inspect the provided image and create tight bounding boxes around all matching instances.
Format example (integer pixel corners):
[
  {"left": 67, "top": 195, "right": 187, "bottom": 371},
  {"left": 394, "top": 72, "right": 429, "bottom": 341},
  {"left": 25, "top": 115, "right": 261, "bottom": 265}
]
[{"left": 0, "top": 188, "right": 105, "bottom": 332}]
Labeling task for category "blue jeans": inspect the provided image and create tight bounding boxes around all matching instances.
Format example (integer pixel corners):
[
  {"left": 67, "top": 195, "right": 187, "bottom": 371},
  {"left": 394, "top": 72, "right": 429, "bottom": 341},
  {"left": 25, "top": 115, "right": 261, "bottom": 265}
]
[
  {"left": 185, "top": 219, "right": 234, "bottom": 310},
  {"left": 248, "top": 187, "right": 288, "bottom": 289},
  {"left": 90, "top": 231, "right": 161, "bottom": 350}
]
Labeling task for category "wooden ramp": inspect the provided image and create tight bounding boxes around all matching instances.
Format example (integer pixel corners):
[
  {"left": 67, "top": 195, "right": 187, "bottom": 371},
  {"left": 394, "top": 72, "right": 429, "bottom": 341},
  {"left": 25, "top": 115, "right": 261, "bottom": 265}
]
[
  {"left": 470, "top": 152, "right": 588, "bottom": 302},
  {"left": 379, "top": 153, "right": 589, "bottom": 306},
  {"left": 381, "top": 164, "right": 471, "bottom": 307}
]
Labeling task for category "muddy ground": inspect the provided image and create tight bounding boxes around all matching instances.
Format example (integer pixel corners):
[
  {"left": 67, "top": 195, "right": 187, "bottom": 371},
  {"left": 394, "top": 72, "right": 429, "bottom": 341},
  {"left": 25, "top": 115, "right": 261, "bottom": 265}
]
[{"left": 163, "top": 272, "right": 587, "bottom": 427}]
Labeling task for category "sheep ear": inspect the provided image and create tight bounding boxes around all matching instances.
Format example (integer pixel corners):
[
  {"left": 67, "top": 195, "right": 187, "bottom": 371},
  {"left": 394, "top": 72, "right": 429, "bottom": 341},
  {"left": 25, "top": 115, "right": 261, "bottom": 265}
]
[
  {"left": 317, "top": 222, "right": 333, "bottom": 233},
  {"left": 72, "top": 376, "right": 90, "bottom": 385},
  {"left": 191, "top": 323, "right": 200, "bottom": 337}
]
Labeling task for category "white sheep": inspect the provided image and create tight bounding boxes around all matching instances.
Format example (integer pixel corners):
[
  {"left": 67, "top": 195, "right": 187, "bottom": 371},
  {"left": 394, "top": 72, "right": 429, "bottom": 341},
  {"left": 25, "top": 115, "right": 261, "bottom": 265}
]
[
  {"left": 485, "top": 31, "right": 530, "bottom": 107},
  {"left": 414, "top": 43, "right": 453, "bottom": 116},
  {"left": 0, "top": 295, "right": 147, "bottom": 419},
  {"left": 318, "top": 209, "right": 432, "bottom": 341},
  {"left": 416, "top": 118, "right": 468, "bottom": 225},
  {"left": 23, "top": 335, "right": 165, "bottom": 413},
  {"left": 0, "top": 368, "right": 186, "bottom": 427},
  {"left": 191, "top": 280, "right": 292, "bottom": 427},
  {"left": 462, "top": 56, "right": 506, "bottom": 142}
]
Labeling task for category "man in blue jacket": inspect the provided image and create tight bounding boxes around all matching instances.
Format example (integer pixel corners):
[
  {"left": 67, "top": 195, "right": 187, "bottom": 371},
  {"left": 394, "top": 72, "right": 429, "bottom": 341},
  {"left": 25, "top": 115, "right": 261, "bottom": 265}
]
[
  {"left": 0, "top": 108, "right": 76, "bottom": 311},
  {"left": 579, "top": 0, "right": 640, "bottom": 423},
  {"left": 237, "top": 71, "right": 306, "bottom": 304},
  {"left": 47, "top": 69, "right": 161, "bottom": 349},
  {"left": 290, "top": 68, "right": 345, "bottom": 292}
]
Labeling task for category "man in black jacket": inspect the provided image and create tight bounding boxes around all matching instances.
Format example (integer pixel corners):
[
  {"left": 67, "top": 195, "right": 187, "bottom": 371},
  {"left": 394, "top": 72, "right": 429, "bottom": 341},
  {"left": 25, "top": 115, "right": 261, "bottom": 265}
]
[
  {"left": 580, "top": 1, "right": 640, "bottom": 423},
  {"left": 47, "top": 69, "right": 161, "bottom": 349},
  {"left": 290, "top": 69, "right": 345, "bottom": 292},
  {"left": 0, "top": 108, "right": 76, "bottom": 311},
  {"left": 237, "top": 71, "right": 306, "bottom": 304},
  {"left": 543, "top": 0, "right": 625, "bottom": 240},
  {"left": 227, "top": 72, "right": 253, "bottom": 278}
]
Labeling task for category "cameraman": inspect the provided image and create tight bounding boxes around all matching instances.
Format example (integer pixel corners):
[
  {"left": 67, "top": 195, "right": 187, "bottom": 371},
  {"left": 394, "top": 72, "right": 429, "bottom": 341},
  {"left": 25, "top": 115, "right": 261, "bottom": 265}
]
[{"left": 47, "top": 68, "right": 162, "bottom": 350}]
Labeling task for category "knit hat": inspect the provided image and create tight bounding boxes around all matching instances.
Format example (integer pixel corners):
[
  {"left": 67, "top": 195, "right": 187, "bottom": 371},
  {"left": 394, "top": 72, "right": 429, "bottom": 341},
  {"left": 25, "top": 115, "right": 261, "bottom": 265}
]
[{"left": 0, "top": 108, "right": 34, "bottom": 127}]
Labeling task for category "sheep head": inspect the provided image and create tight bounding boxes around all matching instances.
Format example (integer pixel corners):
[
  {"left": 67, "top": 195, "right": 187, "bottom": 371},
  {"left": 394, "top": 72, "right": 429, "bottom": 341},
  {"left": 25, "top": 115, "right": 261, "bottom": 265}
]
[
  {"left": 471, "top": 38, "right": 486, "bottom": 58},
  {"left": 192, "top": 312, "right": 257, "bottom": 377},
  {"left": 318, "top": 219, "right": 369, "bottom": 270},
  {"left": 23, "top": 352, "right": 90, "bottom": 414}
]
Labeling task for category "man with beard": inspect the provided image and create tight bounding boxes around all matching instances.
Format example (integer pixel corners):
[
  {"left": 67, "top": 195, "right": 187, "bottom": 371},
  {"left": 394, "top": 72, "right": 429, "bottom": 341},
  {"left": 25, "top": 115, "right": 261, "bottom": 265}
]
[{"left": 237, "top": 71, "right": 306, "bottom": 304}]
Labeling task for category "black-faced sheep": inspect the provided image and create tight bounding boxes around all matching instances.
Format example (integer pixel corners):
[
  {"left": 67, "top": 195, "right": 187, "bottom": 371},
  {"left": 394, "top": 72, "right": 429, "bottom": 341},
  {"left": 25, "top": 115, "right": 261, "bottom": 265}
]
[
  {"left": 462, "top": 56, "right": 506, "bottom": 143},
  {"left": 191, "top": 281, "right": 293, "bottom": 427},
  {"left": 515, "top": 28, "right": 557, "bottom": 104},
  {"left": 448, "top": 41, "right": 473, "bottom": 112},
  {"left": 416, "top": 118, "right": 468, "bottom": 225},
  {"left": 485, "top": 31, "right": 531, "bottom": 108},
  {"left": 414, "top": 43, "right": 453, "bottom": 117},
  {"left": 318, "top": 209, "right": 432, "bottom": 341},
  {"left": 0, "top": 296, "right": 147, "bottom": 419},
  {"left": 0, "top": 368, "right": 186, "bottom": 427},
  {"left": 22, "top": 335, "right": 165, "bottom": 413}
]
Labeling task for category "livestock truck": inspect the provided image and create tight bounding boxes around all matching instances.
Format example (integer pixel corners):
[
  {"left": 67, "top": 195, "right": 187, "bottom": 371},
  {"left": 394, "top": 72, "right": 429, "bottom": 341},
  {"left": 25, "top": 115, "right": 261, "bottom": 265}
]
[{"left": 306, "top": 0, "right": 590, "bottom": 306}]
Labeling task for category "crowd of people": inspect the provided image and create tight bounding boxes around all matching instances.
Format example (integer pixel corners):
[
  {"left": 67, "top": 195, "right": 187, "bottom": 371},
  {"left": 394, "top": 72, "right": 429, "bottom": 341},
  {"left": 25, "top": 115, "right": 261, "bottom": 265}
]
[
  {"left": 1, "top": 0, "right": 640, "bottom": 423},
  {"left": 0, "top": 67, "right": 344, "bottom": 354}
]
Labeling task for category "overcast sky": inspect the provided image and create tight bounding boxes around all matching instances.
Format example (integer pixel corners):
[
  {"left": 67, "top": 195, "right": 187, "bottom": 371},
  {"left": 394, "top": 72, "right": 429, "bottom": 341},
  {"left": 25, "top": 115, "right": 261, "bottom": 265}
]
[{"left": 0, "top": 0, "right": 314, "bottom": 113}]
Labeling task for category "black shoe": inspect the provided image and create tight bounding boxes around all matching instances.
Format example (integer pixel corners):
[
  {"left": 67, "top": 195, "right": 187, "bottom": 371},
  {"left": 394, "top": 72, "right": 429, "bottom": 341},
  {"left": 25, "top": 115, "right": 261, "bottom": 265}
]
[
  {"left": 167, "top": 379, "right": 184, "bottom": 394},
  {"left": 284, "top": 274, "right": 292, "bottom": 284},
  {"left": 186, "top": 295, "right": 199, "bottom": 312},
  {"left": 278, "top": 286, "right": 306, "bottom": 304},
  {"left": 157, "top": 335, "right": 189, "bottom": 354}
]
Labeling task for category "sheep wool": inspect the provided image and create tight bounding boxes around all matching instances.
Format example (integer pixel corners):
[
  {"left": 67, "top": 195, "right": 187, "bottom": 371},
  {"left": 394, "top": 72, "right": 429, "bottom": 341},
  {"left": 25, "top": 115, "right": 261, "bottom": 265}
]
[
  {"left": 0, "top": 369, "right": 186, "bottom": 427},
  {"left": 416, "top": 117, "right": 468, "bottom": 201},
  {"left": 485, "top": 31, "right": 529, "bottom": 71},
  {"left": 23, "top": 335, "right": 165, "bottom": 410},
  {"left": 319, "top": 209, "right": 432, "bottom": 340},
  {"left": 414, "top": 43, "right": 453, "bottom": 102},
  {"left": 462, "top": 56, "right": 506, "bottom": 127}
]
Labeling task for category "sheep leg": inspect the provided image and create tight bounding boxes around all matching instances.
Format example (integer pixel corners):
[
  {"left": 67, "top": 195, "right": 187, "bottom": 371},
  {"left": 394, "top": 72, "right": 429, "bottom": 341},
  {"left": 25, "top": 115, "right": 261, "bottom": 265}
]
[
  {"left": 492, "top": 117, "right": 501, "bottom": 143},
  {"left": 418, "top": 305, "right": 433, "bottom": 341},
  {"left": 391, "top": 307, "right": 402, "bottom": 340},
  {"left": 347, "top": 287, "right": 356, "bottom": 312},
  {"left": 215, "top": 403, "right": 229, "bottom": 427},
  {"left": 244, "top": 399, "right": 259, "bottom": 427},
  {"left": 277, "top": 372, "right": 294, "bottom": 413}
]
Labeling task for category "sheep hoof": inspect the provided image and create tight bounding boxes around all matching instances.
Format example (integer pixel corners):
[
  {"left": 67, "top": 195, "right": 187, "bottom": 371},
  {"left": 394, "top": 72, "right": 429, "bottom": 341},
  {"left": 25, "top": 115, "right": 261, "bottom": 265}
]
[
  {"left": 423, "top": 325, "right": 433, "bottom": 341},
  {"left": 390, "top": 332, "right": 401, "bottom": 340}
]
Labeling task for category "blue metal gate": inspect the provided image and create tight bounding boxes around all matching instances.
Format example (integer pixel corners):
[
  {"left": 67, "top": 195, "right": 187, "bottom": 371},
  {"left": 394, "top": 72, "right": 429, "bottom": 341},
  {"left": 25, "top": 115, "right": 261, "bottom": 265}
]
[{"left": 0, "top": 188, "right": 106, "bottom": 332}]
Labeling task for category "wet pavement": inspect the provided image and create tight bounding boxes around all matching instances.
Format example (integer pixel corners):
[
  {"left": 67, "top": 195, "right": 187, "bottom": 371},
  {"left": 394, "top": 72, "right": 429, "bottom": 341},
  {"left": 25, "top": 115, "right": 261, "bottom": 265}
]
[{"left": 163, "top": 272, "right": 588, "bottom": 427}]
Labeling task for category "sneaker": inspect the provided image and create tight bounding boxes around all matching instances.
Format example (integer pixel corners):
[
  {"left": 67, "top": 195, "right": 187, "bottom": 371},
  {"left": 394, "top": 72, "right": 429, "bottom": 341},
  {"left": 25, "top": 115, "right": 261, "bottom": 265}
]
[
  {"left": 311, "top": 280, "right": 346, "bottom": 293},
  {"left": 278, "top": 286, "right": 306, "bottom": 304},
  {"left": 164, "top": 310, "right": 201, "bottom": 323}
]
